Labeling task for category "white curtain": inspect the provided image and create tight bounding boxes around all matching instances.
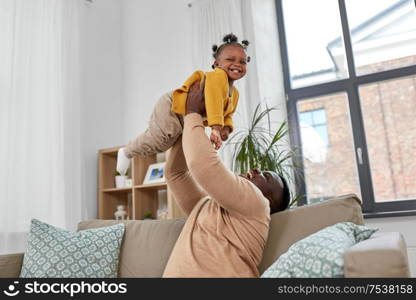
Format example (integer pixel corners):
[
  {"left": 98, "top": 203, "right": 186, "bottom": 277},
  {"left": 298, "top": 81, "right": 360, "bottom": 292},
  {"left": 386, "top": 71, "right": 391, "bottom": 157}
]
[
  {"left": 0, "top": 0, "right": 84, "bottom": 254},
  {"left": 191, "top": 0, "right": 250, "bottom": 132},
  {"left": 190, "top": 0, "right": 287, "bottom": 168}
]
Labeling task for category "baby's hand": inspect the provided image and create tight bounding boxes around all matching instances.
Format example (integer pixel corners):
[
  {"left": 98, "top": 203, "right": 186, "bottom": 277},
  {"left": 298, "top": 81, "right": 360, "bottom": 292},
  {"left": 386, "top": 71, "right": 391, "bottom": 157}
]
[
  {"left": 220, "top": 126, "right": 231, "bottom": 141},
  {"left": 210, "top": 126, "right": 222, "bottom": 150}
]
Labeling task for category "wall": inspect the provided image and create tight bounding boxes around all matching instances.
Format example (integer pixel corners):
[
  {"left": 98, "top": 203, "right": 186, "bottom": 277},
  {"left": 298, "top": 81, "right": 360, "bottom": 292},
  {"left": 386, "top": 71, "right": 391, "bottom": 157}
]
[
  {"left": 78, "top": 0, "right": 192, "bottom": 220},
  {"left": 121, "top": 0, "right": 193, "bottom": 141},
  {"left": 80, "top": 0, "right": 123, "bottom": 219}
]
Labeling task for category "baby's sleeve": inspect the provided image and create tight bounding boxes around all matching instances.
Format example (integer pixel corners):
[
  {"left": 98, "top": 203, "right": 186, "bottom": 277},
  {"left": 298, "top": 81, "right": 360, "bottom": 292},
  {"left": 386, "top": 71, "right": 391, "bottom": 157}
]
[
  {"left": 224, "top": 116, "right": 234, "bottom": 131},
  {"left": 204, "top": 69, "right": 229, "bottom": 127},
  {"left": 172, "top": 70, "right": 204, "bottom": 115}
]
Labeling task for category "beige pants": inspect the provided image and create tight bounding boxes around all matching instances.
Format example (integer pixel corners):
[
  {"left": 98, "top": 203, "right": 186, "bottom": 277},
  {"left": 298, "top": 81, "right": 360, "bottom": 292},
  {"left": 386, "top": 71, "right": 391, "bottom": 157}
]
[{"left": 124, "top": 92, "right": 184, "bottom": 158}]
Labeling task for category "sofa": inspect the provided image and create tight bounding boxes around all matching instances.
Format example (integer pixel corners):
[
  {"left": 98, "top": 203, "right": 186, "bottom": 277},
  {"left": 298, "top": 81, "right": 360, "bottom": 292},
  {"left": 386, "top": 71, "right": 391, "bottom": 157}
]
[{"left": 0, "top": 194, "right": 411, "bottom": 277}]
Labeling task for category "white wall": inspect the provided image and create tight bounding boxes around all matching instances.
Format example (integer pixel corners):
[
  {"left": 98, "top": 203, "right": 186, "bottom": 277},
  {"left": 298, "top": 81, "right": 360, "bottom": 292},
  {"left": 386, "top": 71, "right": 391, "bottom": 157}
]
[
  {"left": 78, "top": 0, "right": 192, "bottom": 220},
  {"left": 80, "top": 0, "right": 123, "bottom": 219},
  {"left": 365, "top": 216, "right": 416, "bottom": 277},
  {"left": 121, "top": 0, "right": 193, "bottom": 141}
]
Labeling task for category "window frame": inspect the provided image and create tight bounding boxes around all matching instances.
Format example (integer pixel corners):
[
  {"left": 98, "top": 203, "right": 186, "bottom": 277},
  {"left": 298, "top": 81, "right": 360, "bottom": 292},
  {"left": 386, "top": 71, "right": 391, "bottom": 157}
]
[{"left": 276, "top": 0, "right": 416, "bottom": 217}]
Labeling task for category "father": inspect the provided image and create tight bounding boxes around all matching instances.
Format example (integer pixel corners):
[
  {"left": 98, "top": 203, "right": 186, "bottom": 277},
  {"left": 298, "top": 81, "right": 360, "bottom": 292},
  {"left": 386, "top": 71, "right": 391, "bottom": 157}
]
[{"left": 162, "top": 82, "right": 290, "bottom": 277}]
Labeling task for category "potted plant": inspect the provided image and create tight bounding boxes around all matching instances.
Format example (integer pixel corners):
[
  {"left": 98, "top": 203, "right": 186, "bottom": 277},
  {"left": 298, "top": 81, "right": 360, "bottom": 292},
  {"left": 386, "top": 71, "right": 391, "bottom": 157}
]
[
  {"left": 226, "top": 103, "right": 302, "bottom": 207},
  {"left": 114, "top": 170, "right": 128, "bottom": 188},
  {"left": 143, "top": 212, "right": 154, "bottom": 220}
]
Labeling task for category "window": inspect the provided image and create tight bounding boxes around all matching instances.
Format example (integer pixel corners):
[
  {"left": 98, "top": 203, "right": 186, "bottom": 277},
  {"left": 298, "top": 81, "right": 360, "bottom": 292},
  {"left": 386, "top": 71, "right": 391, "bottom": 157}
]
[
  {"left": 359, "top": 76, "right": 416, "bottom": 203},
  {"left": 282, "top": 0, "right": 348, "bottom": 88},
  {"left": 276, "top": 0, "right": 416, "bottom": 216},
  {"left": 298, "top": 96, "right": 361, "bottom": 205},
  {"left": 345, "top": 0, "right": 416, "bottom": 76}
]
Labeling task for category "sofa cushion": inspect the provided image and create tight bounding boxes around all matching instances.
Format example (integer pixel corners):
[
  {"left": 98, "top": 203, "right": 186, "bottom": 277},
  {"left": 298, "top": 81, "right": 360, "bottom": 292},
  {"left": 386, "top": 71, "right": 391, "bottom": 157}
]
[
  {"left": 20, "top": 219, "right": 125, "bottom": 278},
  {"left": 259, "top": 194, "right": 364, "bottom": 274},
  {"left": 77, "top": 218, "right": 186, "bottom": 278},
  {"left": 0, "top": 253, "right": 24, "bottom": 278},
  {"left": 261, "top": 222, "right": 377, "bottom": 278}
]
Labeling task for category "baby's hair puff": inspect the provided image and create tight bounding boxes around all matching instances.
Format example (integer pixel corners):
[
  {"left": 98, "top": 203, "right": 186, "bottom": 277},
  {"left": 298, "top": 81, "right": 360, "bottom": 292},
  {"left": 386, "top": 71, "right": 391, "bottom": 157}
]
[{"left": 211, "top": 33, "right": 251, "bottom": 69}]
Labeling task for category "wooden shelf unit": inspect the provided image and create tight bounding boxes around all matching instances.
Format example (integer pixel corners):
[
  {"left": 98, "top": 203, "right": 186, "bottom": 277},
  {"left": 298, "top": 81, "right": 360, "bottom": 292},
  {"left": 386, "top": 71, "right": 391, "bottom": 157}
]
[{"left": 98, "top": 146, "right": 185, "bottom": 220}]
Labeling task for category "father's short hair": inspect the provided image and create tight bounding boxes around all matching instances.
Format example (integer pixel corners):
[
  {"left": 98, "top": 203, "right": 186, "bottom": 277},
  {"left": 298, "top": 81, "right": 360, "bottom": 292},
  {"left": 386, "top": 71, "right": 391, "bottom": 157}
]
[{"left": 279, "top": 175, "right": 290, "bottom": 211}]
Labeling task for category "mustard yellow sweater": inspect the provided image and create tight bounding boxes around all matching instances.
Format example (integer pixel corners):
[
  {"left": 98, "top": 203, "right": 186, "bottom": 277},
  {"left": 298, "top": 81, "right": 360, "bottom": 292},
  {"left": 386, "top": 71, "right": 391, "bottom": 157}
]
[{"left": 171, "top": 68, "right": 239, "bottom": 130}]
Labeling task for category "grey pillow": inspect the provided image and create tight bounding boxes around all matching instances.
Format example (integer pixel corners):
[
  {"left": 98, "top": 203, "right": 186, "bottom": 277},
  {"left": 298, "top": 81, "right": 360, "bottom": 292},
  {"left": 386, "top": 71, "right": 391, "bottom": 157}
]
[
  {"left": 261, "top": 222, "right": 377, "bottom": 278},
  {"left": 20, "top": 219, "right": 125, "bottom": 278}
]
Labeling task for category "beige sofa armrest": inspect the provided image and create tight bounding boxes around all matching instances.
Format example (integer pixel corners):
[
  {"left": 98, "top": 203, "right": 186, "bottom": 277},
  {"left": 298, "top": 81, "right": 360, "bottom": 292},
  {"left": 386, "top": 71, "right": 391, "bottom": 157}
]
[
  {"left": 0, "top": 253, "right": 24, "bottom": 278},
  {"left": 344, "top": 232, "right": 410, "bottom": 277}
]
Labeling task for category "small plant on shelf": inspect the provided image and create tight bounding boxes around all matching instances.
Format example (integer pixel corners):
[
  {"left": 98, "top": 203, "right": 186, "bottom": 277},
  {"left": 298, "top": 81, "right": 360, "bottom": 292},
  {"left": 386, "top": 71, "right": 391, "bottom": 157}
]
[
  {"left": 114, "top": 170, "right": 128, "bottom": 188},
  {"left": 143, "top": 212, "right": 154, "bottom": 220}
]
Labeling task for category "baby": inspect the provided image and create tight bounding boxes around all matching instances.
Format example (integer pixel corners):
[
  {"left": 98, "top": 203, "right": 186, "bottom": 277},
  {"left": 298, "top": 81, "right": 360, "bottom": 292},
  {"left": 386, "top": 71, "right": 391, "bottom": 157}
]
[{"left": 117, "top": 33, "right": 250, "bottom": 175}]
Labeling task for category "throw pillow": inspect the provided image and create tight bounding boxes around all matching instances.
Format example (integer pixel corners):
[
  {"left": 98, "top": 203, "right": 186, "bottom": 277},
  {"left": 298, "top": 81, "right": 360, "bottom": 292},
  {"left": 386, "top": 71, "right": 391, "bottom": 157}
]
[
  {"left": 20, "top": 219, "right": 125, "bottom": 278},
  {"left": 261, "top": 222, "right": 377, "bottom": 278}
]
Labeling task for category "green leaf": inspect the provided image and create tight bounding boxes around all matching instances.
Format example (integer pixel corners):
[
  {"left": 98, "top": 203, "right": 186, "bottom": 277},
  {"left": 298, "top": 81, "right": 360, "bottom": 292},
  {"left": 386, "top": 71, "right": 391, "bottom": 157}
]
[{"left": 227, "top": 103, "right": 303, "bottom": 207}]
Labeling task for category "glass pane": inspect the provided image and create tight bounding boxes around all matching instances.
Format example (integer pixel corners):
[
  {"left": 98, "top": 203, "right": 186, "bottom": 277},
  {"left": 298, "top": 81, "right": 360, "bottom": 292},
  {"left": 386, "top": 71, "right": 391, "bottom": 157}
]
[
  {"left": 298, "top": 93, "right": 361, "bottom": 204},
  {"left": 345, "top": 0, "right": 416, "bottom": 76},
  {"left": 315, "top": 125, "right": 329, "bottom": 146},
  {"left": 359, "top": 75, "right": 416, "bottom": 202},
  {"left": 282, "top": 0, "right": 349, "bottom": 88},
  {"left": 312, "top": 109, "right": 327, "bottom": 124},
  {"left": 299, "top": 111, "right": 313, "bottom": 125}
]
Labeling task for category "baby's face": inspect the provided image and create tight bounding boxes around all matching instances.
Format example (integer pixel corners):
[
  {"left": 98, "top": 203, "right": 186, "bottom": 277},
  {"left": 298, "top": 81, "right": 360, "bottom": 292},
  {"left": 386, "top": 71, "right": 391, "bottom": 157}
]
[{"left": 214, "top": 45, "right": 248, "bottom": 82}]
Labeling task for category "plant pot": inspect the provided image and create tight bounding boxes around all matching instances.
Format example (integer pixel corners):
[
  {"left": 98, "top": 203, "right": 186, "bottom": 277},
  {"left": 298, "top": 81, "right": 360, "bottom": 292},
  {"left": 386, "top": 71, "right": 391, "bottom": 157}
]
[
  {"left": 125, "top": 178, "right": 133, "bottom": 187},
  {"left": 115, "top": 175, "right": 127, "bottom": 188}
]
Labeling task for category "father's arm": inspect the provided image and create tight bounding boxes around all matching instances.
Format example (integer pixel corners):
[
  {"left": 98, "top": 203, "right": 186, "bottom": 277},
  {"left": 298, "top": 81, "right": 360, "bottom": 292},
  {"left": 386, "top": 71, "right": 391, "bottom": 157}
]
[
  {"left": 165, "top": 136, "right": 208, "bottom": 216},
  {"left": 182, "top": 84, "right": 269, "bottom": 218}
]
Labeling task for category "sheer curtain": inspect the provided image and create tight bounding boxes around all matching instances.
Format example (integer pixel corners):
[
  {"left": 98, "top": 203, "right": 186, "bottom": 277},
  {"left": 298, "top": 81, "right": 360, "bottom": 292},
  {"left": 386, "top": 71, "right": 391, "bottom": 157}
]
[
  {"left": 0, "top": 0, "right": 84, "bottom": 254},
  {"left": 190, "top": 0, "right": 287, "bottom": 168},
  {"left": 191, "top": 0, "right": 251, "bottom": 132}
]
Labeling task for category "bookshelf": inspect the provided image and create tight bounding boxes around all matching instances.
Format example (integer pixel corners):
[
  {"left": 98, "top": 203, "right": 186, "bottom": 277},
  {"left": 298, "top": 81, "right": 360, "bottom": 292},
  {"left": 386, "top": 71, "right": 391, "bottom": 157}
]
[{"left": 97, "top": 146, "right": 186, "bottom": 220}]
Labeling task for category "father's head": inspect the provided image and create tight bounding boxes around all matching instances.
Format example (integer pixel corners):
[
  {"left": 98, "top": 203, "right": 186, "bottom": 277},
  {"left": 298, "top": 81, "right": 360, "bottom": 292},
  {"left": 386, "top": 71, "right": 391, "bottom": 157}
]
[{"left": 240, "top": 168, "right": 290, "bottom": 214}]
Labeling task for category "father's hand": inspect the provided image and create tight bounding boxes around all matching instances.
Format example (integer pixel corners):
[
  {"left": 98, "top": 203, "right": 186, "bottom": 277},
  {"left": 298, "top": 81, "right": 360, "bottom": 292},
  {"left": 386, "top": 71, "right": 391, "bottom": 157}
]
[{"left": 186, "top": 81, "right": 206, "bottom": 115}]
